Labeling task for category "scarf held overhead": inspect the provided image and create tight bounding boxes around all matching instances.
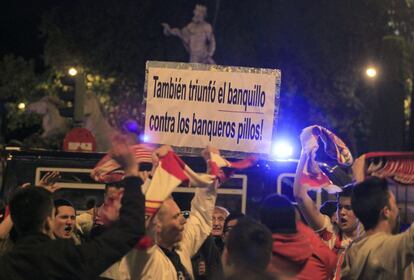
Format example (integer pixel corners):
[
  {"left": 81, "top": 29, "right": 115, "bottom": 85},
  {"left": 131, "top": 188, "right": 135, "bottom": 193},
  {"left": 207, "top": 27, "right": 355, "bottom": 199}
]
[{"left": 299, "top": 125, "right": 353, "bottom": 193}]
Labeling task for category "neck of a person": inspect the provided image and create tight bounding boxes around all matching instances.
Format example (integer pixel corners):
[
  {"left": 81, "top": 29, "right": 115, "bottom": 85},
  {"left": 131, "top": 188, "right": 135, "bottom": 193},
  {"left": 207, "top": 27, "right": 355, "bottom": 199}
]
[
  {"left": 226, "top": 266, "right": 264, "bottom": 280},
  {"left": 365, "top": 221, "right": 392, "bottom": 236},
  {"left": 157, "top": 238, "right": 175, "bottom": 251},
  {"left": 343, "top": 226, "right": 359, "bottom": 239}
]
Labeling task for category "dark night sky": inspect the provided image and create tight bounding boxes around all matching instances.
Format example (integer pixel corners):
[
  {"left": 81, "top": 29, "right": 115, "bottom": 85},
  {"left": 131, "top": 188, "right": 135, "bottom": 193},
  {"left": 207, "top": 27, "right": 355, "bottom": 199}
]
[
  {"left": 0, "top": 0, "right": 207, "bottom": 72},
  {"left": 1, "top": 1, "right": 53, "bottom": 60},
  {"left": 1, "top": 1, "right": 411, "bottom": 153}
]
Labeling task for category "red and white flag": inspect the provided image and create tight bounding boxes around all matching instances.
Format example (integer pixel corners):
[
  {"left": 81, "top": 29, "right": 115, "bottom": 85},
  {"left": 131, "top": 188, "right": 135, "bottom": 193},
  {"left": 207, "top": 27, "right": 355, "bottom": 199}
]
[
  {"left": 144, "top": 150, "right": 217, "bottom": 219},
  {"left": 298, "top": 125, "right": 353, "bottom": 193},
  {"left": 91, "top": 144, "right": 154, "bottom": 183}
]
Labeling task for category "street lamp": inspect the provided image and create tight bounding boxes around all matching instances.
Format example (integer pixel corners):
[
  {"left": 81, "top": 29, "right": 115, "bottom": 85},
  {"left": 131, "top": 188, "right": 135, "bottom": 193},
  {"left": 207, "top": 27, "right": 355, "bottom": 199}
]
[
  {"left": 365, "top": 67, "right": 377, "bottom": 78},
  {"left": 17, "top": 102, "right": 26, "bottom": 110},
  {"left": 68, "top": 67, "right": 78, "bottom": 76}
]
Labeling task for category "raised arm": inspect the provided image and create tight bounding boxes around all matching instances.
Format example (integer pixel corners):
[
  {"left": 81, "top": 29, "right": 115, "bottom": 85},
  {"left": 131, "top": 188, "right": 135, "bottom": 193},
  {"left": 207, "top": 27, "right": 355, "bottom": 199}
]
[
  {"left": 77, "top": 136, "right": 146, "bottom": 277},
  {"left": 180, "top": 180, "right": 217, "bottom": 258},
  {"left": 293, "top": 137, "right": 326, "bottom": 231},
  {"left": 179, "top": 147, "right": 219, "bottom": 257}
]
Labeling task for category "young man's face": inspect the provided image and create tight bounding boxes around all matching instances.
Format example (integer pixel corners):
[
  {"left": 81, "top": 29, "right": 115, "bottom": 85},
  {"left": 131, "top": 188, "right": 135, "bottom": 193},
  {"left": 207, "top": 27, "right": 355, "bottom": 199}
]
[
  {"left": 157, "top": 199, "right": 187, "bottom": 246},
  {"left": 212, "top": 209, "right": 227, "bottom": 237},
  {"left": 53, "top": 205, "right": 76, "bottom": 239},
  {"left": 337, "top": 197, "right": 358, "bottom": 234}
]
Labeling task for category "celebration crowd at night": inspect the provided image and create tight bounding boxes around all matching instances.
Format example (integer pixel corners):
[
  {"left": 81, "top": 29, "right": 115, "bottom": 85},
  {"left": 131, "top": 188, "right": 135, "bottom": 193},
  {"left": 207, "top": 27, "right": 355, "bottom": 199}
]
[{"left": 0, "top": 128, "right": 413, "bottom": 280}]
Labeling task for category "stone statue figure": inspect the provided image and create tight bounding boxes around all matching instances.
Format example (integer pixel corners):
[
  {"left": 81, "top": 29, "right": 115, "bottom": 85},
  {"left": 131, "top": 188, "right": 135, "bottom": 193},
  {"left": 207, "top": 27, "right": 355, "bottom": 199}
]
[
  {"left": 162, "top": 4, "right": 216, "bottom": 64},
  {"left": 26, "top": 96, "right": 69, "bottom": 138}
]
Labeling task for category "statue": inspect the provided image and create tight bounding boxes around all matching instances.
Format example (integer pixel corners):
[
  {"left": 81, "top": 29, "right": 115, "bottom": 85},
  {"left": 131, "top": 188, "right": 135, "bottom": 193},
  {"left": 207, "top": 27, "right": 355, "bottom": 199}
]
[
  {"left": 162, "top": 4, "right": 216, "bottom": 64},
  {"left": 27, "top": 96, "right": 70, "bottom": 138},
  {"left": 82, "top": 92, "right": 138, "bottom": 152},
  {"left": 83, "top": 92, "right": 119, "bottom": 152}
]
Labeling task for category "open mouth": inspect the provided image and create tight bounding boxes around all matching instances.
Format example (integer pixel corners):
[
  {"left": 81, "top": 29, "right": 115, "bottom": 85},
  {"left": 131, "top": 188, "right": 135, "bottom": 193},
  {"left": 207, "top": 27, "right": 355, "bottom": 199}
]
[
  {"left": 340, "top": 218, "right": 348, "bottom": 225},
  {"left": 64, "top": 226, "right": 72, "bottom": 234}
]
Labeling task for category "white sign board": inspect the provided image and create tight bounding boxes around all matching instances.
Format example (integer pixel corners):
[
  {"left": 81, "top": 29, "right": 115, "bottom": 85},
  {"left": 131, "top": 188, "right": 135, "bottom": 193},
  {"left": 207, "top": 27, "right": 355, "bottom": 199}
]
[{"left": 144, "top": 61, "right": 281, "bottom": 155}]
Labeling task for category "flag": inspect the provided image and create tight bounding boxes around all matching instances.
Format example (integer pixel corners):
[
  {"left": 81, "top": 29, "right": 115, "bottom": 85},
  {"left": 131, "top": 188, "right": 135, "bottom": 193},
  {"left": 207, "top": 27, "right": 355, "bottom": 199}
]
[
  {"left": 91, "top": 144, "right": 154, "bottom": 183},
  {"left": 298, "top": 125, "right": 353, "bottom": 193}
]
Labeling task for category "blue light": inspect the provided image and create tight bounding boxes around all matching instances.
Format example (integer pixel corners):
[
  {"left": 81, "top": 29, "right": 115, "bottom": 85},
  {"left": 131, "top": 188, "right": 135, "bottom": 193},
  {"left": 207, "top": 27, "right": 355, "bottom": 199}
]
[
  {"left": 140, "top": 134, "right": 149, "bottom": 143},
  {"left": 124, "top": 120, "right": 138, "bottom": 132},
  {"left": 272, "top": 141, "right": 294, "bottom": 159}
]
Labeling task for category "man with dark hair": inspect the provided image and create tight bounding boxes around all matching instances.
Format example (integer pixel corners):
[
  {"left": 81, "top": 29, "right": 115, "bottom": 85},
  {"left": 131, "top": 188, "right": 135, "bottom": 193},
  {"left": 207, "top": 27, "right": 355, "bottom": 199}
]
[
  {"left": 0, "top": 138, "right": 146, "bottom": 280},
  {"left": 320, "top": 200, "right": 337, "bottom": 225},
  {"left": 341, "top": 176, "right": 414, "bottom": 279},
  {"left": 260, "top": 194, "right": 336, "bottom": 280},
  {"left": 53, "top": 199, "right": 77, "bottom": 241},
  {"left": 223, "top": 212, "right": 245, "bottom": 242},
  {"left": 10, "top": 188, "right": 54, "bottom": 238},
  {"left": 221, "top": 218, "right": 275, "bottom": 280},
  {"left": 294, "top": 159, "right": 361, "bottom": 251}
]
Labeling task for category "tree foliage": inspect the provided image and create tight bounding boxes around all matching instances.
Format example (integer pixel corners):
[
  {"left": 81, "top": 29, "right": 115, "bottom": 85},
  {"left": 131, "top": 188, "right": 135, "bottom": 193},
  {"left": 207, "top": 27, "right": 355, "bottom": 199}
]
[
  {"left": 0, "top": 55, "right": 41, "bottom": 141},
  {"left": 3, "top": 0, "right": 414, "bottom": 154}
]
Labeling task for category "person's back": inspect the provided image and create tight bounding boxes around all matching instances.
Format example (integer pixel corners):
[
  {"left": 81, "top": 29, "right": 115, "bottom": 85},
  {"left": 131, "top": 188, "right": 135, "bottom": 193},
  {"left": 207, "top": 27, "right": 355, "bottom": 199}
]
[
  {"left": 341, "top": 177, "right": 414, "bottom": 280},
  {"left": 221, "top": 218, "right": 277, "bottom": 280},
  {"left": 0, "top": 140, "right": 145, "bottom": 280},
  {"left": 260, "top": 194, "right": 336, "bottom": 280},
  {"left": 342, "top": 225, "right": 414, "bottom": 280},
  {"left": 2, "top": 233, "right": 109, "bottom": 279},
  {"left": 0, "top": 177, "right": 144, "bottom": 280}
]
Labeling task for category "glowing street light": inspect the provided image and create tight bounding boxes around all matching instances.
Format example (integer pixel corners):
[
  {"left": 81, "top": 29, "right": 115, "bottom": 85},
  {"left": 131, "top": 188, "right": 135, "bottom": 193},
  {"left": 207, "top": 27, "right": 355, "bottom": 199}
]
[
  {"left": 17, "top": 102, "right": 26, "bottom": 110},
  {"left": 365, "top": 67, "right": 377, "bottom": 78},
  {"left": 68, "top": 67, "right": 78, "bottom": 76}
]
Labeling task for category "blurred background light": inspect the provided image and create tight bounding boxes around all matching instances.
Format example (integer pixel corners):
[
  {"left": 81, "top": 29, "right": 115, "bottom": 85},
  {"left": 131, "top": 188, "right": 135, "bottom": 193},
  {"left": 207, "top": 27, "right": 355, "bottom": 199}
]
[
  {"left": 68, "top": 67, "right": 78, "bottom": 76},
  {"left": 365, "top": 67, "right": 377, "bottom": 78},
  {"left": 271, "top": 140, "right": 294, "bottom": 159},
  {"left": 17, "top": 102, "right": 26, "bottom": 110}
]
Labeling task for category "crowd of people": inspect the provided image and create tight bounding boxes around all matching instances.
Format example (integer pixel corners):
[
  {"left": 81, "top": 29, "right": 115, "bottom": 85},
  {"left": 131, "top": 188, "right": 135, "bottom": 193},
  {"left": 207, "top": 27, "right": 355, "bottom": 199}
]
[{"left": 0, "top": 133, "right": 413, "bottom": 280}]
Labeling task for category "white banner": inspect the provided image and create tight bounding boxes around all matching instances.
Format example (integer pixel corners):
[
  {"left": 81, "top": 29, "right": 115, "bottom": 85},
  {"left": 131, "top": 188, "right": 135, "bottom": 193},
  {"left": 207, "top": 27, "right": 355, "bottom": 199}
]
[{"left": 144, "top": 61, "right": 281, "bottom": 155}]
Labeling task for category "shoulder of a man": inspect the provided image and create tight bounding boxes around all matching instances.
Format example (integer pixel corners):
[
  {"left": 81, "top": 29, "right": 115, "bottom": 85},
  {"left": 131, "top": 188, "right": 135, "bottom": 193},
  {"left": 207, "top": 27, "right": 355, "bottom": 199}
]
[
  {"left": 377, "top": 224, "right": 414, "bottom": 256},
  {"left": 1, "top": 237, "right": 82, "bottom": 278}
]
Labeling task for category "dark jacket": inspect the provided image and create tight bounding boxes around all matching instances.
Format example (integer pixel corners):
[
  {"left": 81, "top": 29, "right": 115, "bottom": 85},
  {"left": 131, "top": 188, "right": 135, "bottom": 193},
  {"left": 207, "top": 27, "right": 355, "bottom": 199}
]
[
  {"left": 0, "top": 176, "right": 145, "bottom": 280},
  {"left": 191, "top": 236, "right": 223, "bottom": 280}
]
